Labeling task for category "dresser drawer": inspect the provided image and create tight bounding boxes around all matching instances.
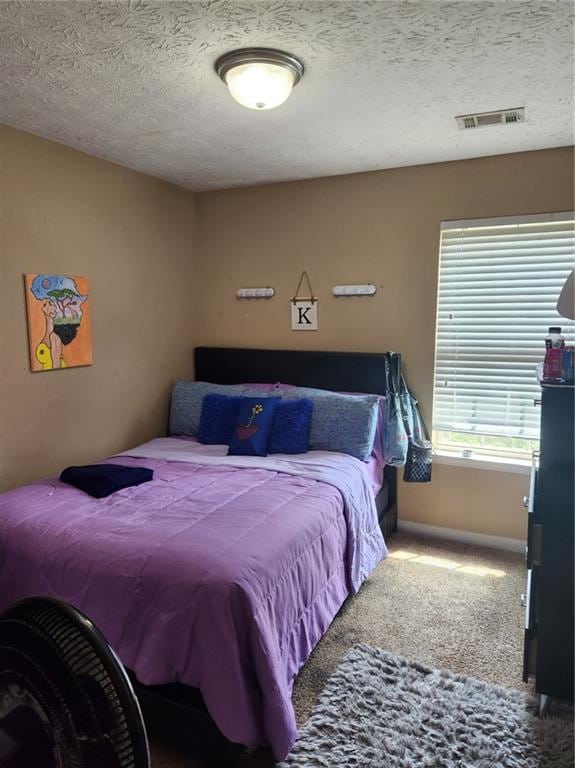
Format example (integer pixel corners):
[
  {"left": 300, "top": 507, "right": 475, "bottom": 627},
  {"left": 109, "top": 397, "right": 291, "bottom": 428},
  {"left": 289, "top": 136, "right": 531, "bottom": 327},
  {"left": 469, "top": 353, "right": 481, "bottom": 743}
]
[
  {"left": 524, "top": 566, "right": 539, "bottom": 631},
  {"left": 522, "top": 565, "right": 540, "bottom": 682},
  {"left": 527, "top": 522, "right": 542, "bottom": 566},
  {"left": 523, "top": 630, "right": 538, "bottom": 681},
  {"left": 524, "top": 451, "right": 539, "bottom": 515},
  {"left": 525, "top": 452, "right": 541, "bottom": 566}
]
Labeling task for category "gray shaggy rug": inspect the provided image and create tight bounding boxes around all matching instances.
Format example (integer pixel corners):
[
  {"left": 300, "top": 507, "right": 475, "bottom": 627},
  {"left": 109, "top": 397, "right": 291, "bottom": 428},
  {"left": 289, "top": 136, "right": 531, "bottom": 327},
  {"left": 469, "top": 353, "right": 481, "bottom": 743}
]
[{"left": 280, "top": 644, "right": 574, "bottom": 768}]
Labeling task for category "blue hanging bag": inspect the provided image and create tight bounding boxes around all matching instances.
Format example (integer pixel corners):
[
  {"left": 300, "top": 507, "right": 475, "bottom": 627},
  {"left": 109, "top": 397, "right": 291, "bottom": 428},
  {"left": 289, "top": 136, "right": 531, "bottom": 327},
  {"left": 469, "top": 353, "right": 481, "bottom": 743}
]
[{"left": 381, "top": 353, "right": 409, "bottom": 466}]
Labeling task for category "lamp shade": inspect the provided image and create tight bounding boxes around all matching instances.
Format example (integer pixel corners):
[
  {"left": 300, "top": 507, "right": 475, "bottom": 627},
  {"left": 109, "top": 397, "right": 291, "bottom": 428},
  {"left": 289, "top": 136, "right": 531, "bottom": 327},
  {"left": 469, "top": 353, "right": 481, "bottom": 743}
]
[
  {"left": 557, "top": 270, "right": 575, "bottom": 320},
  {"left": 216, "top": 48, "right": 304, "bottom": 111}
]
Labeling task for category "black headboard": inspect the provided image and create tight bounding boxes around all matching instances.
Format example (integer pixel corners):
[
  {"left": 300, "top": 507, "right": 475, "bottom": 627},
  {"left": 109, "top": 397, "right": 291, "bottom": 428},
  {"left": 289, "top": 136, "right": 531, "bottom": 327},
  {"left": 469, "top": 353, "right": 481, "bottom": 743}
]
[{"left": 194, "top": 347, "right": 388, "bottom": 396}]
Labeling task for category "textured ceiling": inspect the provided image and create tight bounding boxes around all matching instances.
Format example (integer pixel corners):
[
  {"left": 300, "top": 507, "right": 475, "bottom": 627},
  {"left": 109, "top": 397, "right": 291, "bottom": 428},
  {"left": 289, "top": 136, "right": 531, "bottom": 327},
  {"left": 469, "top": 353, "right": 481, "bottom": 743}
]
[{"left": 1, "top": 1, "right": 573, "bottom": 191}]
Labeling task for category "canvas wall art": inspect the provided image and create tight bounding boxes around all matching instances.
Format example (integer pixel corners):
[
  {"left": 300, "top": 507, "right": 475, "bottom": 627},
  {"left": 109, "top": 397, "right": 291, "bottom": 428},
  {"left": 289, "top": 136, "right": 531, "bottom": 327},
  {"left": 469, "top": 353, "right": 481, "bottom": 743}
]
[{"left": 25, "top": 273, "right": 93, "bottom": 372}]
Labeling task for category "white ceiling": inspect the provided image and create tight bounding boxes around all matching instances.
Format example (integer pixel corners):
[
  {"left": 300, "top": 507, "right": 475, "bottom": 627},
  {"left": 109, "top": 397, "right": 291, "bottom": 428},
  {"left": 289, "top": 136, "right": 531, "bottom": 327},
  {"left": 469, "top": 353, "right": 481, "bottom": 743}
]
[{"left": 1, "top": 1, "right": 573, "bottom": 191}]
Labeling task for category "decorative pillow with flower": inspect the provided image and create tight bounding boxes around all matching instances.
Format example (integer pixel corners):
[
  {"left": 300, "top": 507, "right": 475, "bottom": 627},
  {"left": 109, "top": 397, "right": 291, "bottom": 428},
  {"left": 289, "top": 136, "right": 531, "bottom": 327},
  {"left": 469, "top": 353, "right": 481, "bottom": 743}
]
[{"left": 228, "top": 397, "right": 282, "bottom": 457}]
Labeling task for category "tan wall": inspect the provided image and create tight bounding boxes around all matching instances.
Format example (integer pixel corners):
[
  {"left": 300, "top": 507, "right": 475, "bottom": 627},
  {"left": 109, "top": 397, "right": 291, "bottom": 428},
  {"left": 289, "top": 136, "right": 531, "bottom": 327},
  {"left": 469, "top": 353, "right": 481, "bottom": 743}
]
[
  {"left": 0, "top": 126, "right": 196, "bottom": 490},
  {"left": 195, "top": 147, "right": 575, "bottom": 541},
  {"left": 2, "top": 129, "right": 572, "bottom": 540},
  {"left": 399, "top": 463, "right": 530, "bottom": 541}
]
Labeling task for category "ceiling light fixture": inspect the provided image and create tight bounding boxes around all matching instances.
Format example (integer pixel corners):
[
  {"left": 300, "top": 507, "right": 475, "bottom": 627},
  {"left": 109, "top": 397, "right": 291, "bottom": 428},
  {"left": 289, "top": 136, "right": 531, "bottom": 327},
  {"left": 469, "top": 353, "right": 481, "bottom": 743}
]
[{"left": 215, "top": 48, "right": 304, "bottom": 111}]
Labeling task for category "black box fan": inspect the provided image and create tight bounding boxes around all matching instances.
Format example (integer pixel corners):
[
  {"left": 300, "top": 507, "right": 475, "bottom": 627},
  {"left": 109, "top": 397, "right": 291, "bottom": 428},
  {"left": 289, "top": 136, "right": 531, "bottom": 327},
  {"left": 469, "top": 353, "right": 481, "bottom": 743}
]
[{"left": 0, "top": 597, "right": 150, "bottom": 768}]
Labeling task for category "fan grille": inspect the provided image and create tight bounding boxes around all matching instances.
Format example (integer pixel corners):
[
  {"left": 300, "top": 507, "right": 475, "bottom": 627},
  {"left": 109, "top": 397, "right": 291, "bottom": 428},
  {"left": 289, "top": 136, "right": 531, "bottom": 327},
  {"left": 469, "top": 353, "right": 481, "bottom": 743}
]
[{"left": 0, "top": 598, "right": 149, "bottom": 768}]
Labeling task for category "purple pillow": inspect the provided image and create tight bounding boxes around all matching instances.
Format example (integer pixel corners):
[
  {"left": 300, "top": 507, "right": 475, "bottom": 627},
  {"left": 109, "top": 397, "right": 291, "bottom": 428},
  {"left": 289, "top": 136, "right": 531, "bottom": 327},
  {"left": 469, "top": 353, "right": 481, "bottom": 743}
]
[
  {"left": 197, "top": 394, "right": 242, "bottom": 444},
  {"left": 240, "top": 382, "right": 281, "bottom": 393},
  {"left": 268, "top": 399, "right": 314, "bottom": 455}
]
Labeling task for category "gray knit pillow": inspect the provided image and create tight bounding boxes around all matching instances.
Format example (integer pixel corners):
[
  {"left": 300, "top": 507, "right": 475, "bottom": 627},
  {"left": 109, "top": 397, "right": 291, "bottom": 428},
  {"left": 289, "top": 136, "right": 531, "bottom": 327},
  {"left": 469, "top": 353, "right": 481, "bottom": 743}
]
[
  {"left": 278, "top": 386, "right": 379, "bottom": 461},
  {"left": 169, "top": 381, "right": 267, "bottom": 437}
]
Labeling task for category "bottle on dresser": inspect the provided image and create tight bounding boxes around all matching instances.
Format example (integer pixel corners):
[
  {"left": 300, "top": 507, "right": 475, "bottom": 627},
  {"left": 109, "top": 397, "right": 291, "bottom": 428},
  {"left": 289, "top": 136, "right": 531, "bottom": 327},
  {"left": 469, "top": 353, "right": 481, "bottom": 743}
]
[{"left": 543, "top": 326, "right": 574, "bottom": 384}]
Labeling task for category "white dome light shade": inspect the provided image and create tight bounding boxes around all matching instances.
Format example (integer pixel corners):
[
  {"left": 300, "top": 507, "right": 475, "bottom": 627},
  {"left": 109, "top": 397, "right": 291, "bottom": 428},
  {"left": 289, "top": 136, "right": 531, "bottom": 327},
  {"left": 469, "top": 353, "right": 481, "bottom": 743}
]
[
  {"left": 225, "top": 62, "right": 295, "bottom": 110},
  {"left": 216, "top": 48, "right": 304, "bottom": 111}
]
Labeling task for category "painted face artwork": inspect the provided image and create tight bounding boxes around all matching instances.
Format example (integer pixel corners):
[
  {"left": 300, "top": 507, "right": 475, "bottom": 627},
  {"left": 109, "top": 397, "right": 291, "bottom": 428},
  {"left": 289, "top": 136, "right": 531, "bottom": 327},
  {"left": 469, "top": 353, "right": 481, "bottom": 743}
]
[{"left": 25, "top": 273, "right": 93, "bottom": 372}]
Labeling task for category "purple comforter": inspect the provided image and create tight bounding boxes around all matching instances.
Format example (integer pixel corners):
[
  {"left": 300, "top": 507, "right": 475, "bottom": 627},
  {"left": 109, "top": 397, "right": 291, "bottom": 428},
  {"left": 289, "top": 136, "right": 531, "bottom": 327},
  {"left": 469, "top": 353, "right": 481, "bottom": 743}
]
[{"left": 0, "top": 439, "right": 386, "bottom": 759}]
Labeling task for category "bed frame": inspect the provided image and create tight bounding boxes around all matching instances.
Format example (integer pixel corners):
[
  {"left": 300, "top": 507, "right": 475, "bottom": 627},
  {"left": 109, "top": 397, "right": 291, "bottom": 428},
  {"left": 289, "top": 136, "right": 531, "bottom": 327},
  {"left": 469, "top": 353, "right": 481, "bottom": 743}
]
[
  {"left": 134, "top": 346, "right": 397, "bottom": 766},
  {"left": 195, "top": 346, "right": 398, "bottom": 540}
]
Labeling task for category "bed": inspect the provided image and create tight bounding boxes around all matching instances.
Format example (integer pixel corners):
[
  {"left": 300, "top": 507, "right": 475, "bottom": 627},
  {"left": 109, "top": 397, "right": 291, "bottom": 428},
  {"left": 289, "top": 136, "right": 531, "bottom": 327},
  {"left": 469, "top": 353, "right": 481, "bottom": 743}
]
[{"left": 0, "top": 347, "right": 395, "bottom": 761}]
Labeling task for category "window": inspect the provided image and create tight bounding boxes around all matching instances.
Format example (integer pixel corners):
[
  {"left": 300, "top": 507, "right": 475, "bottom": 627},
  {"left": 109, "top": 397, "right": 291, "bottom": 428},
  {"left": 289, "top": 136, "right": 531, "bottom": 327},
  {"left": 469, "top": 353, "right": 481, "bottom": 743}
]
[{"left": 433, "top": 212, "right": 575, "bottom": 461}]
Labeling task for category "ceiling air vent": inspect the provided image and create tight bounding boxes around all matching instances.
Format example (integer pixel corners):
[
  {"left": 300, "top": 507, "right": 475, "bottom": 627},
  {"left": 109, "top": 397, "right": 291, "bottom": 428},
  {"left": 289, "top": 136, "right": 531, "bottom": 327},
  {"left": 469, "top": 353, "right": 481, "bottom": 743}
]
[{"left": 456, "top": 107, "right": 525, "bottom": 130}]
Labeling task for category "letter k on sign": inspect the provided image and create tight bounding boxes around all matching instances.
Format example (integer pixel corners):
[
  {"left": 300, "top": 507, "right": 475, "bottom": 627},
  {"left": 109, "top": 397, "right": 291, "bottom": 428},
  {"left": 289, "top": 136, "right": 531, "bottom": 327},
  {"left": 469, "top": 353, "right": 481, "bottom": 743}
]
[{"left": 291, "top": 300, "right": 318, "bottom": 331}]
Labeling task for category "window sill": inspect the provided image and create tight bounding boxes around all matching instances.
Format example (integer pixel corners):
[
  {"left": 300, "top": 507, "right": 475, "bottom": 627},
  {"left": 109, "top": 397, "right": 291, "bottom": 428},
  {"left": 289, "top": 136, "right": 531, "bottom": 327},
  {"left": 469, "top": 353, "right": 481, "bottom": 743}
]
[{"left": 434, "top": 450, "right": 531, "bottom": 475}]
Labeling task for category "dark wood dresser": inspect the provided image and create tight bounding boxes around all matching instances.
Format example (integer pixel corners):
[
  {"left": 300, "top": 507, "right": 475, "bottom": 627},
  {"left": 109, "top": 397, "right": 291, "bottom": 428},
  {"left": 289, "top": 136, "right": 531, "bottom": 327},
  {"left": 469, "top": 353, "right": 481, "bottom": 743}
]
[{"left": 523, "top": 377, "right": 574, "bottom": 707}]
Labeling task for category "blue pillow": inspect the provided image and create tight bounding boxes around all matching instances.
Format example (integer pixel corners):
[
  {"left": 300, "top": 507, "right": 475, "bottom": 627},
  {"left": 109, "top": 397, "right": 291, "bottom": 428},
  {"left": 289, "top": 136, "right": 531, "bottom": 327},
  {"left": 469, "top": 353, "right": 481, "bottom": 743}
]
[
  {"left": 268, "top": 399, "right": 313, "bottom": 455},
  {"left": 228, "top": 397, "right": 281, "bottom": 457},
  {"left": 197, "top": 394, "right": 242, "bottom": 444}
]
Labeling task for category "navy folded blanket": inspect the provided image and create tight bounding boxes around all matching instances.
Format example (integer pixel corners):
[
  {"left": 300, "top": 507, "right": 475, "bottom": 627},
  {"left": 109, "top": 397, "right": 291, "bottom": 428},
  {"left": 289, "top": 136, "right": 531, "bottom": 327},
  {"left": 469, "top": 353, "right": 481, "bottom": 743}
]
[{"left": 60, "top": 464, "right": 154, "bottom": 498}]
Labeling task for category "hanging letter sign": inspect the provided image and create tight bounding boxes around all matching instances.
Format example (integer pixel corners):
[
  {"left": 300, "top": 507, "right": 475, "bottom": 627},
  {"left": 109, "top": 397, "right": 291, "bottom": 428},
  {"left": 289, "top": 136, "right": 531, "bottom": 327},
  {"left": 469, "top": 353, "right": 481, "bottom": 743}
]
[
  {"left": 291, "top": 300, "right": 317, "bottom": 331},
  {"left": 291, "top": 271, "right": 318, "bottom": 331}
]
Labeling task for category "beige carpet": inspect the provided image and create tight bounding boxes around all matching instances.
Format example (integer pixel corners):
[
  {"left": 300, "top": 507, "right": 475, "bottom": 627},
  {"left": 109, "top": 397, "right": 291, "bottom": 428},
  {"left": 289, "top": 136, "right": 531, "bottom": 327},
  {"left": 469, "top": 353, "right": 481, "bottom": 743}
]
[{"left": 151, "top": 532, "right": 529, "bottom": 767}]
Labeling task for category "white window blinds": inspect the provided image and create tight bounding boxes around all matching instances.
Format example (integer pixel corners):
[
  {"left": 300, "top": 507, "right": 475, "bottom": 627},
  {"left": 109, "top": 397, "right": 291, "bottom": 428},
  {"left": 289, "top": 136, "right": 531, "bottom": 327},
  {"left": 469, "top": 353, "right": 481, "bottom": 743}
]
[{"left": 433, "top": 213, "right": 575, "bottom": 449}]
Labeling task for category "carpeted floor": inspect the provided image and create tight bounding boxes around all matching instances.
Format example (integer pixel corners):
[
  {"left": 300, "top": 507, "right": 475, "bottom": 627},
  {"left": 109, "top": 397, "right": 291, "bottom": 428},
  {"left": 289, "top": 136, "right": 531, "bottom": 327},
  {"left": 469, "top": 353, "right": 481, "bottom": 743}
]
[{"left": 152, "top": 532, "right": 530, "bottom": 767}]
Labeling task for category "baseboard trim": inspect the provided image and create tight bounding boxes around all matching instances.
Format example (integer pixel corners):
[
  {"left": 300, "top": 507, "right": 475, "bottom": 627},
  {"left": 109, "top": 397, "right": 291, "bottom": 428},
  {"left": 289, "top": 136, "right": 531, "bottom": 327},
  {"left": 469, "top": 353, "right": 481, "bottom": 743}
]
[{"left": 397, "top": 520, "right": 525, "bottom": 554}]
